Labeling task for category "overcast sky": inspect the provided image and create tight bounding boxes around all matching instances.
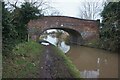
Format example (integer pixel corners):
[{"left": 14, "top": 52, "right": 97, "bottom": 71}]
[
  {"left": 50, "top": 0, "right": 81, "bottom": 17},
  {"left": 4, "top": 0, "right": 107, "bottom": 20}
]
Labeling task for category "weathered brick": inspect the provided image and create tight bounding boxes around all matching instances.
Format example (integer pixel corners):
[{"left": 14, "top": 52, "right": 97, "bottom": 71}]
[{"left": 27, "top": 16, "right": 99, "bottom": 44}]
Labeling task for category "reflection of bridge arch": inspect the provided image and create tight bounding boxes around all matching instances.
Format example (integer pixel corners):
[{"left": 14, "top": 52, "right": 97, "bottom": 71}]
[{"left": 27, "top": 16, "right": 99, "bottom": 45}]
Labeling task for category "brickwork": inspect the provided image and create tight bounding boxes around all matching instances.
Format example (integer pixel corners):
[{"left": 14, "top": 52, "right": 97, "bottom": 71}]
[{"left": 27, "top": 16, "right": 99, "bottom": 45}]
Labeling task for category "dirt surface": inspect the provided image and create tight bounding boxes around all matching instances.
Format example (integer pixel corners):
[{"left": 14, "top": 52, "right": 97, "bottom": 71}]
[{"left": 39, "top": 45, "right": 73, "bottom": 78}]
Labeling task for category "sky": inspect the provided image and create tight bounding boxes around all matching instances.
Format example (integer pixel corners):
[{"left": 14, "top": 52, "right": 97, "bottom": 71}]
[
  {"left": 50, "top": 0, "right": 81, "bottom": 18},
  {"left": 4, "top": 0, "right": 106, "bottom": 20},
  {"left": 50, "top": 0, "right": 107, "bottom": 20}
]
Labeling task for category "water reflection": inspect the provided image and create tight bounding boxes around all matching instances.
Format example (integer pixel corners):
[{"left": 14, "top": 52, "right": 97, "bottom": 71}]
[
  {"left": 67, "top": 46, "right": 118, "bottom": 78},
  {"left": 80, "top": 69, "right": 99, "bottom": 78},
  {"left": 40, "top": 30, "right": 118, "bottom": 78},
  {"left": 41, "top": 35, "right": 70, "bottom": 53}
]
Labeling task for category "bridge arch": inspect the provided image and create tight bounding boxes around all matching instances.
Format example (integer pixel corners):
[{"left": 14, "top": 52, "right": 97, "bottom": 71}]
[
  {"left": 27, "top": 16, "right": 99, "bottom": 45},
  {"left": 39, "top": 27, "right": 84, "bottom": 45}
]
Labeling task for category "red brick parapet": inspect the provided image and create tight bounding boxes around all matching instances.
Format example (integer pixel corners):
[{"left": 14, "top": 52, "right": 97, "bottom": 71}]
[{"left": 27, "top": 16, "right": 100, "bottom": 44}]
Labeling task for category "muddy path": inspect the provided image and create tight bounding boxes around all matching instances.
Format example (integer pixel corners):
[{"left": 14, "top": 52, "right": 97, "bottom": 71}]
[{"left": 39, "top": 45, "right": 74, "bottom": 78}]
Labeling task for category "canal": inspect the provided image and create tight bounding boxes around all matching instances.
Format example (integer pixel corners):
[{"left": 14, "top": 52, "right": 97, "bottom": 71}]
[{"left": 40, "top": 29, "right": 118, "bottom": 78}]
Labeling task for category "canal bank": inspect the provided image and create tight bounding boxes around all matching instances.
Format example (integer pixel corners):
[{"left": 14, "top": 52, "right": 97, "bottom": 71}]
[
  {"left": 39, "top": 45, "right": 80, "bottom": 78},
  {"left": 2, "top": 41, "right": 80, "bottom": 78}
]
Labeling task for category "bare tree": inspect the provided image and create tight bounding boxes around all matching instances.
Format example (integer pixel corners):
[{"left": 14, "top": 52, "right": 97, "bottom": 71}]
[
  {"left": 78, "top": 0, "right": 105, "bottom": 20},
  {"left": 5, "top": 0, "right": 61, "bottom": 16}
]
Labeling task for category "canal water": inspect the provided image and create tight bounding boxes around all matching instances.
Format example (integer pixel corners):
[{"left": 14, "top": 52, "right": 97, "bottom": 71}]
[
  {"left": 67, "top": 46, "right": 118, "bottom": 78},
  {"left": 40, "top": 30, "right": 118, "bottom": 78}
]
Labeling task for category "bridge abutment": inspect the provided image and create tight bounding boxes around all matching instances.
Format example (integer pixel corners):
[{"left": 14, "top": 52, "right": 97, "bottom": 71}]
[{"left": 69, "top": 35, "right": 84, "bottom": 45}]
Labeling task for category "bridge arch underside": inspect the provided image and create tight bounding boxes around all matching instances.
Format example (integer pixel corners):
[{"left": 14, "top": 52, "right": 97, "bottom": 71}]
[{"left": 40, "top": 28, "right": 84, "bottom": 45}]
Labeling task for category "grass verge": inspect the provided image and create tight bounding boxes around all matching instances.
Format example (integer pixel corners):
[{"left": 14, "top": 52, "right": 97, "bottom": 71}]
[
  {"left": 3, "top": 41, "right": 81, "bottom": 78},
  {"left": 52, "top": 46, "right": 81, "bottom": 78},
  {"left": 3, "top": 41, "right": 43, "bottom": 78}
]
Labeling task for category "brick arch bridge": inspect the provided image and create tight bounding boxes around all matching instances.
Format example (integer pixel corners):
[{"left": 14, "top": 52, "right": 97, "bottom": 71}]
[{"left": 27, "top": 16, "right": 100, "bottom": 45}]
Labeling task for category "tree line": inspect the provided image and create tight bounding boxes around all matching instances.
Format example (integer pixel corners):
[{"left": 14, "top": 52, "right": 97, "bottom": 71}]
[
  {"left": 2, "top": 0, "right": 61, "bottom": 56},
  {"left": 79, "top": 1, "right": 120, "bottom": 53},
  {"left": 99, "top": 2, "right": 120, "bottom": 52},
  {"left": 2, "top": 1, "right": 50, "bottom": 56},
  {"left": 2, "top": 1, "right": 120, "bottom": 57}
]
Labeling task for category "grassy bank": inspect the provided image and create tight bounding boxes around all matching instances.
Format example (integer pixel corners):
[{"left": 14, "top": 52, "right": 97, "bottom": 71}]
[
  {"left": 52, "top": 46, "right": 80, "bottom": 78},
  {"left": 3, "top": 41, "right": 81, "bottom": 78},
  {"left": 3, "top": 41, "right": 44, "bottom": 78}
]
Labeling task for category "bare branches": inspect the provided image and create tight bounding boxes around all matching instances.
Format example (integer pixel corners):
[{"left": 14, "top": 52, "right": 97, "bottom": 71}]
[
  {"left": 5, "top": 0, "right": 21, "bottom": 12},
  {"left": 79, "top": 0, "right": 105, "bottom": 20},
  {"left": 4, "top": 0, "right": 61, "bottom": 16}
]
